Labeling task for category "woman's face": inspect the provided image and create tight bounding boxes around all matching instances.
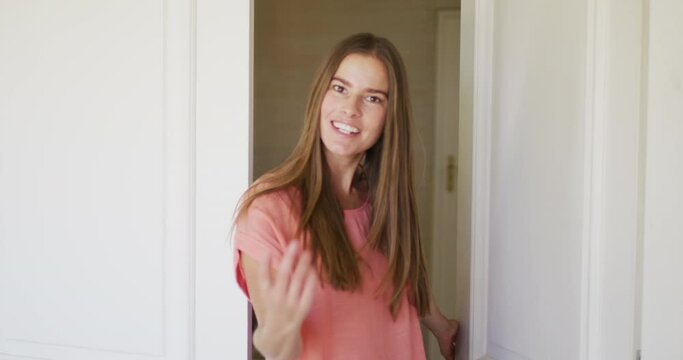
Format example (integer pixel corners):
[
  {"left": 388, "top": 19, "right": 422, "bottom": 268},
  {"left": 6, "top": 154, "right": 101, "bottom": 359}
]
[{"left": 319, "top": 53, "right": 388, "bottom": 164}]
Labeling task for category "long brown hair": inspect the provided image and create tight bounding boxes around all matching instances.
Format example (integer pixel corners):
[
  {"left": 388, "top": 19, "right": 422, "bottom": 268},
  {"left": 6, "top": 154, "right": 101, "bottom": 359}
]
[{"left": 236, "top": 33, "right": 430, "bottom": 317}]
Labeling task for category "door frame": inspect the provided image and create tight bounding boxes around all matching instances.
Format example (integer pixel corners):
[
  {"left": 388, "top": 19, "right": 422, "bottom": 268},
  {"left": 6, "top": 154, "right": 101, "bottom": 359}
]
[
  {"left": 195, "top": 0, "right": 251, "bottom": 358},
  {"left": 459, "top": 0, "right": 493, "bottom": 358}
]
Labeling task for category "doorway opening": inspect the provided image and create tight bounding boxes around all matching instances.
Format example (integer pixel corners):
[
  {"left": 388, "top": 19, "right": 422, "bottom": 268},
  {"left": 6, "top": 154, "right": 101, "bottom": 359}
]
[{"left": 250, "top": 3, "right": 463, "bottom": 359}]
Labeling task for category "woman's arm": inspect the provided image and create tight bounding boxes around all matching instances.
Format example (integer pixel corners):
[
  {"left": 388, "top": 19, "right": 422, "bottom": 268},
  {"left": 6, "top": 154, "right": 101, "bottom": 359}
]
[
  {"left": 421, "top": 297, "right": 459, "bottom": 360},
  {"left": 241, "top": 242, "right": 318, "bottom": 360}
]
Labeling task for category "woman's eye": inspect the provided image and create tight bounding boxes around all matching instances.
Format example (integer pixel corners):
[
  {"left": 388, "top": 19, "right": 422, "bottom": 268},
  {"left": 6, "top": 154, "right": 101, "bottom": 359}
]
[
  {"left": 332, "top": 84, "right": 345, "bottom": 93},
  {"left": 367, "top": 96, "right": 383, "bottom": 104}
]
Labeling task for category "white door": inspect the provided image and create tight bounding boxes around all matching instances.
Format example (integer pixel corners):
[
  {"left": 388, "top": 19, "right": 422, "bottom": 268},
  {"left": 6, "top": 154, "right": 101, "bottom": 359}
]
[
  {"left": 462, "top": 0, "right": 644, "bottom": 359},
  {"left": 0, "top": 1, "right": 249, "bottom": 359},
  {"left": 479, "top": 2, "right": 590, "bottom": 358}
]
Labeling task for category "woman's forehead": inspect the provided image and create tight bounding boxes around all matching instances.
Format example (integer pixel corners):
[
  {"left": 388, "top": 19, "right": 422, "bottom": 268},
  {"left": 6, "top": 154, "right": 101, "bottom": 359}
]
[{"left": 333, "top": 54, "right": 389, "bottom": 92}]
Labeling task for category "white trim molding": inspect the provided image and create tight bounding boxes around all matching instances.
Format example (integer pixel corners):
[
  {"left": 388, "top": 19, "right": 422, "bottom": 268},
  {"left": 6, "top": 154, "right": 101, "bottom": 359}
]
[
  {"left": 579, "top": 0, "right": 607, "bottom": 358},
  {"left": 467, "top": 0, "right": 494, "bottom": 358},
  {"left": 582, "top": 0, "right": 643, "bottom": 358}
]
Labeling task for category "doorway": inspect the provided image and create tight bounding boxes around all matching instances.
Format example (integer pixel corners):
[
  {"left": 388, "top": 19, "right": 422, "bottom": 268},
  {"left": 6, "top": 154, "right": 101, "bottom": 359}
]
[{"left": 251, "top": 1, "right": 462, "bottom": 359}]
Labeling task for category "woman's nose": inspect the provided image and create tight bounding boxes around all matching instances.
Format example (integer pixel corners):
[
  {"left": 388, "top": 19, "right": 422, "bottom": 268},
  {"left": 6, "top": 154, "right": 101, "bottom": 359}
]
[{"left": 341, "top": 95, "right": 361, "bottom": 117}]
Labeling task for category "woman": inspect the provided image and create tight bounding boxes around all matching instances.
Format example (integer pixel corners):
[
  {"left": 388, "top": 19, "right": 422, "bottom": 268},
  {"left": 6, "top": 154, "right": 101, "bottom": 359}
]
[{"left": 233, "top": 33, "right": 458, "bottom": 360}]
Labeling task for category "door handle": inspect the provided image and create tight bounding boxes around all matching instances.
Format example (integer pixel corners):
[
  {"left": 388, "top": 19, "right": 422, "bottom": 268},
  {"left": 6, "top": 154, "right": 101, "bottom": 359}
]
[{"left": 447, "top": 155, "right": 456, "bottom": 192}]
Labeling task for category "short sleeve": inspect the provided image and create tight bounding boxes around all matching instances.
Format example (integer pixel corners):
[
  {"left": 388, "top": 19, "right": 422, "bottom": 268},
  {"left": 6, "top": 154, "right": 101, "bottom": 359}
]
[{"left": 233, "top": 191, "right": 297, "bottom": 299}]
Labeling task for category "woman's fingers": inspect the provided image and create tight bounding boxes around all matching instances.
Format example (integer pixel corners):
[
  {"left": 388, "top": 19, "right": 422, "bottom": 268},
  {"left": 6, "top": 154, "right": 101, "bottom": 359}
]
[
  {"left": 287, "top": 250, "right": 312, "bottom": 303},
  {"left": 273, "top": 242, "right": 299, "bottom": 296},
  {"left": 258, "top": 241, "right": 317, "bottom": 328},
  {"left": 246, "top": 242, "right": 317, "bottom": 359},
  {"left": 297, "top": 270, "right": 318, "bottom": 319}
]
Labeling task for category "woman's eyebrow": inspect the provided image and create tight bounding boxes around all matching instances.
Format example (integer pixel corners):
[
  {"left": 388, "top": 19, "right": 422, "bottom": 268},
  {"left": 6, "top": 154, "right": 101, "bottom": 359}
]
[{"left": 332, "top": 76, "right": 388, "bottom": 98}]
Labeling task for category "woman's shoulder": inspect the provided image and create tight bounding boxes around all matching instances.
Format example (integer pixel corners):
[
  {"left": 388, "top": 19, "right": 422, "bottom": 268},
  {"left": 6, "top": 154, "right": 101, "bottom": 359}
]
[
  {"left": 235, "top": 185, "right": 301, "bottom": 238},
  {"left": 244, "top": 184, "right": 301, "bottom": 216}
]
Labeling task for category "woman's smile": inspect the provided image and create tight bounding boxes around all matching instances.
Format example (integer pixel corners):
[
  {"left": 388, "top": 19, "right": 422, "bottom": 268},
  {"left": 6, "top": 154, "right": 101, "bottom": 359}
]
[{"left": 331, "top": 120, "right": 360, "bottom": 135}]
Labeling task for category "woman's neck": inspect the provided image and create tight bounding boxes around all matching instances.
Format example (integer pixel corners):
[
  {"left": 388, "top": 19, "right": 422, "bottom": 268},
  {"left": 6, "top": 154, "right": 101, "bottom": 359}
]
[{"left": 324, "top": 152, "right": 366, "bottom": 209}]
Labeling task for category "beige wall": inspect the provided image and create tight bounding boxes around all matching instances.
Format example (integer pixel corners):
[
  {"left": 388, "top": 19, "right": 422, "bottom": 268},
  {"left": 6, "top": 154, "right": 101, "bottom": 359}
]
[{"left": 254, "top": 0, "right": 459, "bottom": 264}]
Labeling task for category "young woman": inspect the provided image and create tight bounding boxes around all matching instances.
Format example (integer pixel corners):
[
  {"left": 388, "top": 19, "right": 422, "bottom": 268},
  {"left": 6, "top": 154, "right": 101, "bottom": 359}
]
[{"left": 233, "top": 33, "right": 459, "bottom": 360}]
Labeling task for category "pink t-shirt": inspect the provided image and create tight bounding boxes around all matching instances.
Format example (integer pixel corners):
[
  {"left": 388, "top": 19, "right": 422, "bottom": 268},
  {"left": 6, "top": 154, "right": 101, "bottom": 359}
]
[{"left": 233, "top": 189, "right": 426, "bottom": 360}]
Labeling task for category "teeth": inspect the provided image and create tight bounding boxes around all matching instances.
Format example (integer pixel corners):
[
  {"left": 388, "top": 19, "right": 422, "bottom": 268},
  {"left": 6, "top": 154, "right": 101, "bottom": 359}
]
[{"left": 332, "top": 121, "right": 359, "bottom": 134}]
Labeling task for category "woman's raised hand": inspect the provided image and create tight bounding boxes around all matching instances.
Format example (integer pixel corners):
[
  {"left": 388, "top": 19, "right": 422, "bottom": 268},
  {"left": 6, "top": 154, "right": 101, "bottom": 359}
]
[{"left": 252, "top": 242, "right": 319, "bottom": 360}]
